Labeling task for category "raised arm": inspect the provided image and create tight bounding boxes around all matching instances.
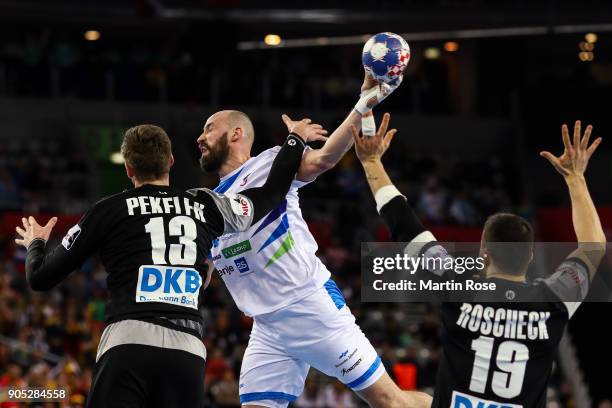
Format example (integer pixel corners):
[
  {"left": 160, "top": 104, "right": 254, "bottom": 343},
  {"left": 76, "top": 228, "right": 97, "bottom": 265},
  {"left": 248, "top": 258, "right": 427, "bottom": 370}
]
[
  {"left": 241, "top": 129, "right": 307, "bottom": 223},
  {"left": 351, "top": 112, "right": 433, "bottom": 245},
  {"left": 540, "top": 120, "right": 606, "bottom": 279},
  {"left": 295, "top": 74, "right": 402, "bottom": 182}
]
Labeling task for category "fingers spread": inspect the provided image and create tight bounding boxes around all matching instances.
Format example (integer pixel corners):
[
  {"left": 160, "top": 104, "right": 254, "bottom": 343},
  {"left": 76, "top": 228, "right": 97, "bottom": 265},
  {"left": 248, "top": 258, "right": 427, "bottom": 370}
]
[
  {"left": 14, "top": 238, "right": 25, "bottom": 246},
  {"left": 45, "top": 217, "right": 58, "bottom": 230},
  {"left": 561, "top": 124, "right": 572, "bottom": 152},
  {"left": 281, "top": 114, "right": 291, "bottom": 126},
  {"left": 16, "top": 226, "right": 25, "bottom": 237},
  {"left": 378, "top": 113, "right": 390, "bottom": 136},
  {"left": 581, "top": 125, "right": 593, "bottom": 150},
  {"left": 383, "top": 129, "right": 398, "bottom": 147},
  {"left": 573, "top": 120, "right": 581, "bottom": 148},
  {"left": 22, "top": 217, "right": 29, "bottom": 229},
  {"left": 587, "top": 137, "right": 602, "bottom": 156},
  {"left": 540, "top": 151, "right": 567, "bottom": 175},
  {"left": 29, "top": 216, "right": 39, "bottom": 228}
]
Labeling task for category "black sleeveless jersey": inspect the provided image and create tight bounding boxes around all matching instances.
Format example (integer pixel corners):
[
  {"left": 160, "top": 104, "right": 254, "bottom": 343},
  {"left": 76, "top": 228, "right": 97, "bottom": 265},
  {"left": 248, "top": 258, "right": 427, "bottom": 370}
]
[{"left": 28, "top": 184, "right": 257, "bottom": 326}]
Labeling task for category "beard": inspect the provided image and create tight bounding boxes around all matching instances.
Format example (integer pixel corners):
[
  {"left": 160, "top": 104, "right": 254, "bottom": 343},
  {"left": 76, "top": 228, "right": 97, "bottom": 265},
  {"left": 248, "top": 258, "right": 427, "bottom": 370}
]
[{"left": 199, "top": 132, "right": 230, "bottom": 173}]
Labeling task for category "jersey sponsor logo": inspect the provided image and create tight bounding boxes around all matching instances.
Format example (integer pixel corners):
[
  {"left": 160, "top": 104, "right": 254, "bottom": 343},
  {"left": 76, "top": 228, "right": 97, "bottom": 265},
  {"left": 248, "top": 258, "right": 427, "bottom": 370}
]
[
  {"left": 62, "top": 224, "right": 82, "bottom": 250},
  {"left": 221, "top": 240, "right": 252, "bottom": 258},
  {"left": 136, "top": 265, "right": 201, "bottom": 310},
  {"left": 341, "top": 357, "right": 362, "bottom": 376},
  {"left": 234, "top": 257, "right": 251, "bottom": 274},
  {"left": 218, "top": 264, "right": 235, "bottom": 276},
  {"left": 450, "top": 391, "right": 522, "bottom": 408},
  {"left": 335, "top": 348, "right": 358, "bottom": 368},
  {"left": 228, "top": 193, "right": 252, "bottom": 217},
  {"left": 239, "top": 173, "right": 252, "bottom": 187}
]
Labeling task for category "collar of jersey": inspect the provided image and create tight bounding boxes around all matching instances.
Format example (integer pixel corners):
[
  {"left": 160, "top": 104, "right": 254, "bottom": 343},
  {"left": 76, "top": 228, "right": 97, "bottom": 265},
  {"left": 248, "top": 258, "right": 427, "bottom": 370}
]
[
  {"left": 218, "top": 157, "right": 253, "bottom": 183},
  {"left": 214, "top": 158, "right": 254, "bottom": 193},
  {"left": 137, "top": 184, "right": 172, "bottom": 190}
]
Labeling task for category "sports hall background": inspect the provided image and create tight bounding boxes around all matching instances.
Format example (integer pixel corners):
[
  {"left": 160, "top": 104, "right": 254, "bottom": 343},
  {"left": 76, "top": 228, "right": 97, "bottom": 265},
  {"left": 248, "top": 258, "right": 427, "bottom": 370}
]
[{"left": 0, "top": 1, "right": 612, "bottom": 407}]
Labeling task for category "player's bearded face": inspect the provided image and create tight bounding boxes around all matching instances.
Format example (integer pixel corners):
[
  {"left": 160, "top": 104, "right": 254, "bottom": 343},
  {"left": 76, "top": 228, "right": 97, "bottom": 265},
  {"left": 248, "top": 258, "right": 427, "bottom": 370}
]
[{"left": 199, "top": 131, "right": 230, "bottom": 173}]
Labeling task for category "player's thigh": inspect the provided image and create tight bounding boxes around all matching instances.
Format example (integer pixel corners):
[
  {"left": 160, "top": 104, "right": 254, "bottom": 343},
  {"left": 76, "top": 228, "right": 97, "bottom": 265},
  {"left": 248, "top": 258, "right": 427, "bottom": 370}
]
[
  {"left": 87, "top": 344, "right": 149, "bottom": 408},
  {"left": 87, "top": 344, "right": 205, "bottom": 408},
  {"left": 239, "top": 322, "right": 309, "bottom": 408},
  {"left": 150, "top": 347, "right": 206, "bottom": 408},
  {"left": 291, "top": 306, "right": 385, "bottom": 392}
]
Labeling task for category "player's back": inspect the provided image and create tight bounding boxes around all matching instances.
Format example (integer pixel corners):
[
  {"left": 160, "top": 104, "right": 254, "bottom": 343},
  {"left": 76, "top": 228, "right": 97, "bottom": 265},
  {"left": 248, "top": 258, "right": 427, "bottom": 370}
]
[
  {"left": 210, "top": 146, "right": 331, "bottom": 316},
  {"left": 73, "top": 184, "right": 223, "bottom": 325},
  {"left": 433, "top": 279, "right": 570, "bottom": 408}
]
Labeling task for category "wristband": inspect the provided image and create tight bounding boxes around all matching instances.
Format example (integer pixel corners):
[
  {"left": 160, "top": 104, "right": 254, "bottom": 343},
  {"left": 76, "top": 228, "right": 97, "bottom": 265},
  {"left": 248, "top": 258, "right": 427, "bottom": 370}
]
[
  {"left": 288, "top": 133, "right": 306, "bottom": 147},
  {"left": 375, "top": 184, "right": 404, "bottom": 213}
]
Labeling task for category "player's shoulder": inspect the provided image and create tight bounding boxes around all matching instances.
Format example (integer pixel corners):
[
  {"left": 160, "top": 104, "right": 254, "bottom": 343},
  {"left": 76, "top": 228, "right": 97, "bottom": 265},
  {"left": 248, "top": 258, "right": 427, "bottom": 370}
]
[
  {"left": 88, "top": 189, "right": 130, "bottom": 213},
  {"left": 186, "top": 187, "right": 216, "bottom": 200},
  {"left": 252, "top": 146, "right": 284, "bottom": 163}
]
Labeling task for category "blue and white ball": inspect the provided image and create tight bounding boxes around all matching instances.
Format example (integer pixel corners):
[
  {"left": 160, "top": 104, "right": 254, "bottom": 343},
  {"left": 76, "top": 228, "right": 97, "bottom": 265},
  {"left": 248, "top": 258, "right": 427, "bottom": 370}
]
[{"left": 362, "top": 32, "right": 410, "bottom": 85}]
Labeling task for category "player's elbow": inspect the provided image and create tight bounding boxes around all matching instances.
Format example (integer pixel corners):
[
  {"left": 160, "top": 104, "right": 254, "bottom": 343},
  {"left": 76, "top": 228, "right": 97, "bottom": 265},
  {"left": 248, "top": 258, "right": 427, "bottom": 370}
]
[
  {"left": 315, "top": 155, "right": 337, "bottom": 172},
  {"left": 27, "top": 277, "right": 51, "bottom": 292},
  {"left": 26, "top": 269, "right": 53, "bottom": 292},
  {"left": 577, "top": 241, "right": 607, "bottom": 266}
]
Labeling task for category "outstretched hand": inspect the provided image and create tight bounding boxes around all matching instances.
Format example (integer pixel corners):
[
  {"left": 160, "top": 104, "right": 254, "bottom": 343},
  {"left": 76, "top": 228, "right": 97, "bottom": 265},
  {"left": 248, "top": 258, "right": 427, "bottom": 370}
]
[
  {"left": 540, "top": 120, "right": 602, "bottom": 179},
  {"left": 351, "top": 112, "right": 397, "bottom": 164},
  {"left": 354, "top": 74, "right": 403, "bottom": 115},
  {"left": 281, "top": 114, "right": 329, "bottom": 144},
  {"left": 15, "top": 216, "right": 58, "bottom": 248}
]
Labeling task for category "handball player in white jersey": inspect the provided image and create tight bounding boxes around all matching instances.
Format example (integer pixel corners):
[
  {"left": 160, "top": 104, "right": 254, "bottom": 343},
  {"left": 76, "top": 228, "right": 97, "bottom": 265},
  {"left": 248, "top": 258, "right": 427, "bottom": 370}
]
[{"left": 197, "top": 75, "right": 431, "bottom": 408}]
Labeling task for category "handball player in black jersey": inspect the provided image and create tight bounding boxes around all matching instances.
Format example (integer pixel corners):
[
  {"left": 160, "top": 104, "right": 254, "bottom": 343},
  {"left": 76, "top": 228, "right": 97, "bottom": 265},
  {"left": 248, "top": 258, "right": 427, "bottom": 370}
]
[
  {"left": 14, "top": 119, "right": 327, "bottom": 408},
  {"left": 352, "top": 115, "right": 606, "bottom": 408}
]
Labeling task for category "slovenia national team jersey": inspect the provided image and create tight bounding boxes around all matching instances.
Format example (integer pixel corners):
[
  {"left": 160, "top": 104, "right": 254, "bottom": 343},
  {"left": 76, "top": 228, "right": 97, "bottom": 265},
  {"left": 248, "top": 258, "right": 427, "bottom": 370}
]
[{"left": 210, "top": 146, "right": 331, "bottom": 316}]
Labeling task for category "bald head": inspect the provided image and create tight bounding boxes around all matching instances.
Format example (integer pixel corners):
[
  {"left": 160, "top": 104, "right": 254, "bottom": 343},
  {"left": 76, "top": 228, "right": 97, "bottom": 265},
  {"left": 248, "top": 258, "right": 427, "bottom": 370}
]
[
  {"left": 225, "top": 110, "right": 255, "bottom": 144},
  {"left": 198, "top": 110, "right": 256, "bottom": 176}
]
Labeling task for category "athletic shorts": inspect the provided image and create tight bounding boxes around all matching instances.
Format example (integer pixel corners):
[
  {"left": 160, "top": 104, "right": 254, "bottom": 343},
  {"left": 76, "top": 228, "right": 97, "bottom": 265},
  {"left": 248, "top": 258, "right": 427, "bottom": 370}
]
[
  {"left": 239, "top": 279, "right": 385, "bottom": 408},
  {"left": 87, "top": 319, "right": 207, "bottom": 408}
]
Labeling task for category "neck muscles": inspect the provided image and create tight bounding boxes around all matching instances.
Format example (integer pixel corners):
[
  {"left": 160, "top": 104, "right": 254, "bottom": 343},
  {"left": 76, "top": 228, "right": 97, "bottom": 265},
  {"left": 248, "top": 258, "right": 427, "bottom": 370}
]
[{"left": 219, "top": 154, "right": 250, "bottom": 178}]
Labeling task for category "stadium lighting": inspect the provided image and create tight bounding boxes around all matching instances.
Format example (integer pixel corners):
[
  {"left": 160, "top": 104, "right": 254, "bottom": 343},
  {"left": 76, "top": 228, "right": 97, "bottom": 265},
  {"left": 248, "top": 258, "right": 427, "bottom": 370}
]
[
  {"left": 264, "top": 34, "right": 282, "bottom": 46},
  {"left": 579, "top": 51, "right": 594, "bottom": 62},
  {"left": 579, "top": 41, "right": 594, "bottom": 51},
  {"left": 585, "top": 32, "right": 598, "bottom": 43},
  {"left": 444, "top": 41, "right": 459, "bottom": 52},
  {"left": 84, "top": 30, "right": 101, "bottom": 41},
  {"left": 110, "top": 152, "right": 124, "bottom": 164},
  {"left": 424, "top": 47, "right": 441, "bottom": 59}
]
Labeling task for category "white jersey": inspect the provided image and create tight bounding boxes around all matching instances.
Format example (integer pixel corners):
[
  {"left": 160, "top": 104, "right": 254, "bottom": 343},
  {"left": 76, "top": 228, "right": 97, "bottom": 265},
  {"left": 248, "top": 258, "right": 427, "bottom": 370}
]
[{"left": 210, "top": 146, "right": 331, "bottom": 316}]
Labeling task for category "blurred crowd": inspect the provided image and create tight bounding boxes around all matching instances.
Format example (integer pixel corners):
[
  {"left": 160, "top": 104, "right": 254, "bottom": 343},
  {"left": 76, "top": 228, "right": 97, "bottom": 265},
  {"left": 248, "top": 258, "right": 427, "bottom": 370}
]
[{"left": 0, "top": 136, "right": 90, "bottom": 215}]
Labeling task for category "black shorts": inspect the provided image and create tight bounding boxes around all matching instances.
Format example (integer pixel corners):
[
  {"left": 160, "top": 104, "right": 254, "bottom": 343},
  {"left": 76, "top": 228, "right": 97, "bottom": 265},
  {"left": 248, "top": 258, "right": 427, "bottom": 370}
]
[{"left": 87, "top": 344, "right": 205, "bottom": 408}]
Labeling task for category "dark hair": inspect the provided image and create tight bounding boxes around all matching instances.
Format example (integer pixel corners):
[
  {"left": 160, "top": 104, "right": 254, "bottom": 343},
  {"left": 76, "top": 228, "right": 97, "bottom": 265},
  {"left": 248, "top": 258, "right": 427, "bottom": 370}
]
[
  {"left": 482, "top": 213, "right": 534, "bottom": 275},
  {"left": 121, "top": 125, "right": 172, "bottom": 181}
]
